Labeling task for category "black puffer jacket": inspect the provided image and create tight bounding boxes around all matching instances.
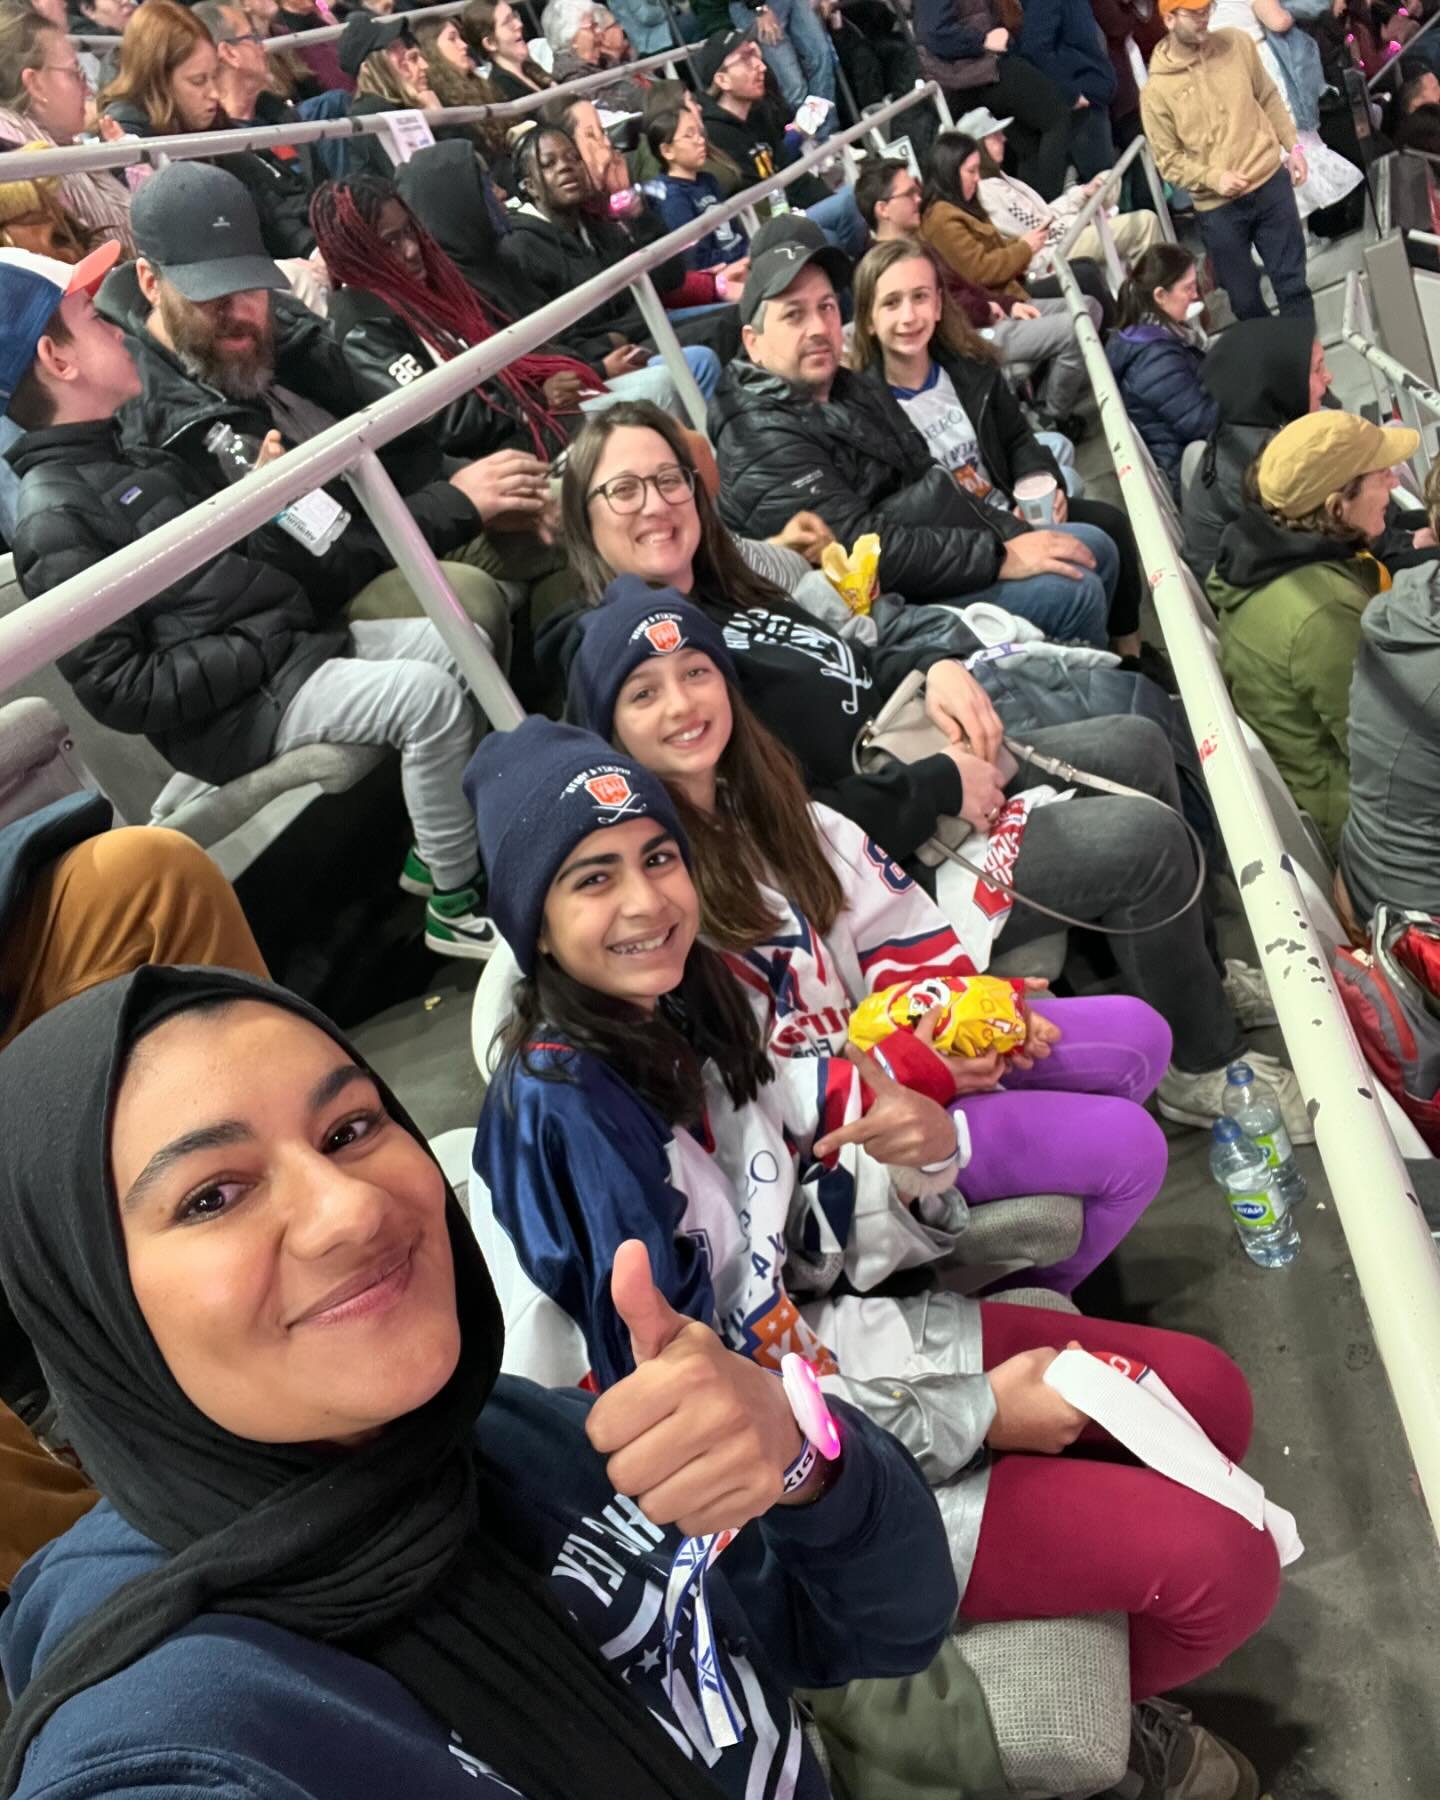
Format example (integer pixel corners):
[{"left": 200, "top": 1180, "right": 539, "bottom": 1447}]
[
  {"left": 96, "top": 262, "right": 481, "bottom": 600},
  {"left": 105, "top": 95, "right": 318, "bottom": 261},
  {"left": 9, "top": 421, "right": 348, "bottom": 784},
  {"left": 709, "top": 359, "right": 1026, "bottom": 602}
]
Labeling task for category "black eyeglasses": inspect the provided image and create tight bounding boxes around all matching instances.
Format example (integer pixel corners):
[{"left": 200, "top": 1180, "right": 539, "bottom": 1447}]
[{"left": 587, "top": 466, "right": 696, "bottom": 514}]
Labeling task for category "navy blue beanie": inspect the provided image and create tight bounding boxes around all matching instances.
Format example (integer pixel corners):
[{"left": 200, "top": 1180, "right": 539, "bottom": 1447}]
[
  {"left": 462, "top": 718, "right": 690, "bottom": 974},
  {"left": 568, "top": 576, "right": 739, "bottom": 741}
]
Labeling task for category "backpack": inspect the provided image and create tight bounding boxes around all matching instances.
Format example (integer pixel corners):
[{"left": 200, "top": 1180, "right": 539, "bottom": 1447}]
[{"left": 1333, "top": 906, "right": 1440, "bottom": 1152}]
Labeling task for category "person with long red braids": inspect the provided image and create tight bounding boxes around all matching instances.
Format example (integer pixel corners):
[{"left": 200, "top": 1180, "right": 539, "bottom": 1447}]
[{"left": 311, "top": 176, "right": 718, "bottom": 459}]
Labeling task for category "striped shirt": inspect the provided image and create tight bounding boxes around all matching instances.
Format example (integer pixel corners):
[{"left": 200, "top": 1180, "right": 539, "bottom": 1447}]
[{"left": 0, "top": 111, "right": 134, "bottom": 254}]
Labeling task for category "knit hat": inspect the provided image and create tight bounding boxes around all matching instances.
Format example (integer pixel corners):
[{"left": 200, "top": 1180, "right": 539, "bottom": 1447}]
[
  {"left": 569, "top": 576, "right": 738, "bottom": 739},
  {"left": 1256, "top": 411, "right": 1418, "bottom": 518},
  {"left": 463, "top": 717, "right": 690, "bottom": 973}
]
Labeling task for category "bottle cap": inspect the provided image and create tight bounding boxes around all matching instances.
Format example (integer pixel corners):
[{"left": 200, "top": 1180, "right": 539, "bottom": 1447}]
[
  {"left": 1225, "top": 1062, "right": 1254, "bottom": 1085},
  {"left": 1211, "top": 1117, "right": 1242, "bottom": 1142}
]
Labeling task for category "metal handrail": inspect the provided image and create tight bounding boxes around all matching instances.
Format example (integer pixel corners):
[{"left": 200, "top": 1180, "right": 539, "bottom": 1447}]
[
  {"left": 0, "top": 41, "right": 695, "bottom": 182},
  {"left": 0, "top": 83, "right": 935, "bottom": 719},
  {"left": 1367, "top": 9, "right": 1440, "bottom": 90},
  {"left": 69, "top": 2, "right": 472, "bottom": 50},
  {"left": 1052, "top": 239, "right": 1440, "bottom": 1546},
  {"left": 1054, "top": 131, "right": 1174, "bottom": 259}
]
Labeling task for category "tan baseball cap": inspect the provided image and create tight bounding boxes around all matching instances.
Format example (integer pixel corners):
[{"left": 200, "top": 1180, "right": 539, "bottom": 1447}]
[
  {"left": 1256, "top": 411, "right": 1419, "bottom": 519},
  {"left": 1158, "top": 0, "right": 1211, "bottom": 15}
]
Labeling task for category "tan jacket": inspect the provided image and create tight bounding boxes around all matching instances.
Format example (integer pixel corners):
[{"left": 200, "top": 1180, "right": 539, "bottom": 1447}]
[
  {"left": 1140, "top": 27, "right": 1296, "bottom": 211},
  {"left": 920, "top": 198, "right": 1033, "bottom": 299}
]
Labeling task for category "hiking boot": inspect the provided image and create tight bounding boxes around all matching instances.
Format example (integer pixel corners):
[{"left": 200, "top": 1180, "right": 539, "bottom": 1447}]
[
  {"left": 1156, "top": 1050, "right": 1313, "bottom": 1144},
  {"left": 425, "top": 887, "right": 498, "bottom": 961},
  {"left": 1122, "top": 1698, "right": 1260, "bottom": 1800},
  {"left": 1222, "top": 958, "right": 1278, "bottom": 1029},
  {"left": 398, "top": 846, "right": 434, "bottom": 898}
]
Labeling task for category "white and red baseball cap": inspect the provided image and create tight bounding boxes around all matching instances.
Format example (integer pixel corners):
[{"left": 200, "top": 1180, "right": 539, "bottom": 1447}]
[{"left": 0, "top": 239, "right": 121, "bottom": 409}]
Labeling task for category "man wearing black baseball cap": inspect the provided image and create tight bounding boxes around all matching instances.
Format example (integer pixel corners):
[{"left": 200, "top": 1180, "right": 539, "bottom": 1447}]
[
  {"left": 94, "top": 161, "right": 566, "bottom": 641},
  {"left": 708, "top": 235, "right": 1112, "bottom": 642},
  {"left": 696, "top": 26, "right": 865, "bottom": 256}
]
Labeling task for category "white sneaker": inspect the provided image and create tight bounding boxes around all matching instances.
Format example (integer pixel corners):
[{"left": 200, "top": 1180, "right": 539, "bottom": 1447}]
[
  {"left": 1156, "top": 1051, "right": 1314, "bottom": 1144},
  {"left": 424, "top": 888, "right": 498, "bottom": 961},
  {"left": 1222, "top": 958, "right": 1277, "bottom": 1029}
]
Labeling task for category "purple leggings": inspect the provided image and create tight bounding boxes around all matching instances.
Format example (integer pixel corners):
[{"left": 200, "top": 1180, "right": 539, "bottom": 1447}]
[{"left": 951, "top": 995, "right": 1172, "bottom": 1293}]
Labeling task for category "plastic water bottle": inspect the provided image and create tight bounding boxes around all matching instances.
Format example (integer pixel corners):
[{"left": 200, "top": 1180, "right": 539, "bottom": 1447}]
[
  {"left": 205, "top": 422, "right": 350, "bottom": 557},
  {"left": 1222, "top": 1061, "right": 1308, "bottom": 1211},
  {"left": 1209, "top": 1118, "right": 1300, "bottom": 1267}
]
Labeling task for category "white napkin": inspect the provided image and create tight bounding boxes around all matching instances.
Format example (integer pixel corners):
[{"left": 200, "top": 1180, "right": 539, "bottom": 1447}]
[{"left": 1044, "top": 1348, "right": 1304, "bottom": 1567}]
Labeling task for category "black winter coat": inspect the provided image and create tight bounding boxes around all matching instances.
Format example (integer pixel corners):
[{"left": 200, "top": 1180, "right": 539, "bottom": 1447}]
[
  {"left": 855, "top": 341, "right": 1062, "bottom": 503},
  {"left": 9, "top": 421, "right": 348, "bottom": 785},
  {"left": 96, "top": 262, "right": 481, "bottom": 603},
  {"left": 708, "top": 359, "right": 1027, "bottom": 602},
  {"left": 325, "top": 288, "right": 564, "bottom": 461},
  {"left": 697, "top": 95, "right": 829, "bottom": 209}
]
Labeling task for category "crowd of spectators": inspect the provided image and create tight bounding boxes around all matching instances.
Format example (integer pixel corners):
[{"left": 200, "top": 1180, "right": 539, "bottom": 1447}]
[{"left": 0, "top": 0, "right": 1436, "bottom": 1792}]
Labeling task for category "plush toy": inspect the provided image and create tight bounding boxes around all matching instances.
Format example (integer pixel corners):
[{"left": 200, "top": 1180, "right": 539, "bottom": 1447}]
[{"left": 848, "top": 974, "right": 1029, "bottom": 1060}]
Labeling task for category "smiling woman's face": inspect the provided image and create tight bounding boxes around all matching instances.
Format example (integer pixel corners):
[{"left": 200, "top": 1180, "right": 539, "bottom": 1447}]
[{"left": 111, "top": 1001, "right": 460, "bottom": 1445}]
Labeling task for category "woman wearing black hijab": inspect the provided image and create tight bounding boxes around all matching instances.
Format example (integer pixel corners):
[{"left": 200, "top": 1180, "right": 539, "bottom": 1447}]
[{"left": 0, "top": 966, "right": 954, "bottom": 1800}]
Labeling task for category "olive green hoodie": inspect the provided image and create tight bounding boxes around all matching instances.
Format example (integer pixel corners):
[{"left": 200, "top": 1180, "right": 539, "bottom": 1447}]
[{"left": 1207, "top": 504, "right": 1384, "bottom": 849}]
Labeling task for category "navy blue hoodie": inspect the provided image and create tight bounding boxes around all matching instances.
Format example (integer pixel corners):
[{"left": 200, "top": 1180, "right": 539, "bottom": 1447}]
[{"left": 1, "top": 1379, "right": 955, "bottom": 1800}]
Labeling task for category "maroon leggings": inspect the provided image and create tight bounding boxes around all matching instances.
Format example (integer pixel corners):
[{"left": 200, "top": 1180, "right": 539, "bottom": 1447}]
[{"left": 960, "top": 1305, "right": 1283, "bottom": 1699}]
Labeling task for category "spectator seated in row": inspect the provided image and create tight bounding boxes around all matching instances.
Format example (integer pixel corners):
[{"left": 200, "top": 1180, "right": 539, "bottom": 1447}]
[
  {"left": 0, "top": 5, "right": 133, "bottom": 251},
  {"left": 630, "top": 76, "right": 743, "bottom": 187},
  {"left": 0, "top": 221, "right": 514, "bottom": 958},
  {"left": 556, "top": 401, "right": 1307, "bottom": 1139},
  {"left": 715, "top": 0, "right": 836, "bottom": 134},
  {"left": 708, "top": 235, "right": 1118, "bottom": 644},
  {"left": 466, "top": 714, "right": 1278, "bottom": 1765},
  {"left": 1209, "top": 411, "right": 1416, "bottom": 853},
  {"left": 0, "top": 963, "right": 959, "bottom": 1800},
  {"left": 395, "top": 136, "right": 714, "bottom": 418},
  {"left": 1106, "top": 244, "right": 1218, "bottom": 501},
  {"left": 849, "top": 236, "right": 1148, "bottom": 662},
  {"left": 461, "top": 0, "right": 553, "bottom": 101},
  {"left": 695, "top": 26, "right": 866, "bottom": 257},
  {"left": 339, "top": 12, "right": 448, "bottom": 181},
  {"left": 542, "top": 0, "right": 651, "bottom": 112},
  {"left": 856, "top": 156, "right": 1096, "bottom": 463},
  {"left": 1340, "top": 458, "right": 1440, "bottom": 933},
  {"left": 410, "top": 16, "right": 515, "bottom": 175},
  {"left": 963, "top": 104, "right": 1166, "bottom": 276},
  {"left": 1183, "top": 316, "right": 1335, "bottom": 580},
  {"left": 544, "top": 88, "right": 751, "bottom": 315},
  {"left": 644, "top": 103, "right": 751, "bottom": 291},
  {"left": 502, "top": 121, "right": 738, "bottom": 392}
]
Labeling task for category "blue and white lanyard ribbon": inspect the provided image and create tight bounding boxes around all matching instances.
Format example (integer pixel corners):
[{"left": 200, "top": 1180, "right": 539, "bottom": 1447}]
[{"left": 663, "top": 1527, "right": 744, "bottom": 1750}]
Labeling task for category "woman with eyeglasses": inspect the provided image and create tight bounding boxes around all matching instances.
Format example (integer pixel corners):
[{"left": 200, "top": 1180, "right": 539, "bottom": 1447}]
[{"left": 0, "top": 7, "right": 132, "bottom": 252}]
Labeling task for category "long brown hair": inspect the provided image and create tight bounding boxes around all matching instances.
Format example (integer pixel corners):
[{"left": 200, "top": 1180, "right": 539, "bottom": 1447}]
[
  {"left": 562, "top": 402, "right": 847, "bottom": 947},
  {"left": 0, "top": 10, "right": 53, "bottom": 115},
  {"left": 412, "top": 21, "right": 510, "bottom": 161},
  {"left": 460, "top": 0, "right": 553, "bottom": 87},
  {"left": 850, "top": 235, "right": 999, "bottom": 371},
  {"left": 666, "top": 698, "right": 846, "bottom": 949},
  {"left": 99, "top": 0, "right": 215, "bottom": 133}
]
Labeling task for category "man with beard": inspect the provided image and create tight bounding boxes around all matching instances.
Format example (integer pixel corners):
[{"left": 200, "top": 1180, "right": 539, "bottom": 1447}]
[{"left": 98, "top": 160, "right": 575, "bottom": 640}]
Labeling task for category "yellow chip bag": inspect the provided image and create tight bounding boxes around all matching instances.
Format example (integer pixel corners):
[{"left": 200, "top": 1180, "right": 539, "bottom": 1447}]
[
  {"left": 820, "top": 533, "right": 881, "bottom": 616},
  {"left": 848, "top": 975, "right": 1028, "bottom": 1060}
]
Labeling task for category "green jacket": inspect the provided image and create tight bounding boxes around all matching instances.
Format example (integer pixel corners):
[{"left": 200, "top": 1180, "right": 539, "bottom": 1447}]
[{"left": 1207, "top": 507, "right": 1384, "bottom": 850}]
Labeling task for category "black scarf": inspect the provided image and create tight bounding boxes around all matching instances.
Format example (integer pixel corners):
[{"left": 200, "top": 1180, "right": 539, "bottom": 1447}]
[{"left": 0, "top": 966, "right": 720, "bottom": 1800}]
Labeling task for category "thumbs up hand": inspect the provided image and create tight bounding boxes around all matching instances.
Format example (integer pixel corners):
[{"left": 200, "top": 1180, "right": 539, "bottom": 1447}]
[{"left": 586, "top": 1240, "right": 806, "bottom": 1538}]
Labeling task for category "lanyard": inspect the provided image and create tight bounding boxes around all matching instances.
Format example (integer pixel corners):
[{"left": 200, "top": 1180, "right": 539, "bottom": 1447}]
[{"left": 662, "top": 1528, "right": 744, "bottom": 1750}]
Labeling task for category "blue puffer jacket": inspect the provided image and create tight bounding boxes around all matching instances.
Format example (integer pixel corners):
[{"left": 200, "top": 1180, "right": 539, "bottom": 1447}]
[
  {"left": 1016, "top": 0, "right": 1117, "bottom": 104},
  {"left": 1106, "top": 323, "right": 1218, "bottom": 497}
]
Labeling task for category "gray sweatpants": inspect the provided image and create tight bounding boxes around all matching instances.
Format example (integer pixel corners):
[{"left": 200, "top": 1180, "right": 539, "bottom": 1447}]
[
  {"left": 986, "top": 296, "right": 1102, "bottom": 419},
  {"left": 273, "top": 619, "right": 480, "bottom": 893}
]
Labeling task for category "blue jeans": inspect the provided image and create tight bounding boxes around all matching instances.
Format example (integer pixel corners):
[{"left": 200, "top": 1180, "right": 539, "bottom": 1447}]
[
  {"left": 732, "top": 0, "right": 836, "bottom": 125},
  {"left": 962, "top": 520, "right": 1117, "bottom": 647},
  {"left": 646, "top": 343, "right": 721, "bottom": 399},
  {"left": 1196, "top": 165, "right": 1313, "bottom": 322},
  {"left": 803, "top": 188, "right": 867, "bottom": 259}
]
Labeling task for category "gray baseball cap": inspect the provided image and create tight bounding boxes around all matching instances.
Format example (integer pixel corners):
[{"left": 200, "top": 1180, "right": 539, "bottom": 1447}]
[{"left": 131, "top": 162, "right": 287, "bottom": 304}]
